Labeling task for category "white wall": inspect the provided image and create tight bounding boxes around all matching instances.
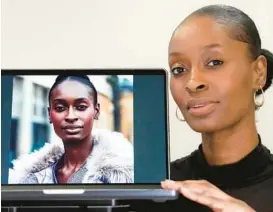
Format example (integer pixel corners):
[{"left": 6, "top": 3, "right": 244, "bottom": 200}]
[{"left": 2, "top": 0, "right": 273, "bottom": 161}]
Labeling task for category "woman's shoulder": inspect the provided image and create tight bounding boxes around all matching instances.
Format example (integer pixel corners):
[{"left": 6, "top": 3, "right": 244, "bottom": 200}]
[
  {"left": 8, "top": 142, "right": 63, "bottom": 184},
  {"left": 83, "top": 129, "right": 134, "bottom": 183},
  {"left": 170, "top": 149, "right": 199, "bottom": 181},
  {"left": 91, "top": 129, "right": 133, "bottom": 160},
  {"left": 21, "top": 166, "right": 54, "bottom": 184},
  {"left": 9, "top": 166, "right": 54, "bottom": 184}
]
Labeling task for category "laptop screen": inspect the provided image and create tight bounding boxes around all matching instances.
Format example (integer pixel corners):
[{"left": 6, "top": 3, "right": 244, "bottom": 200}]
[{"left": 1, "top": 69, "right": 169, "bottom": 185}]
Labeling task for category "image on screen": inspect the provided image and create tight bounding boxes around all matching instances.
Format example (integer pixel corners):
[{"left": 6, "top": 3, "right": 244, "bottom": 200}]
[
  {"left": 5, "top": 74, "right": 134, "bottom": 184},
  {"left": 1, "top": 70, "right": 168, "bottom": 186}
]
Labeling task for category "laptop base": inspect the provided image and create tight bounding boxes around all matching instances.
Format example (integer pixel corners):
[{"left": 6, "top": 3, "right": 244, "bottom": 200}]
[{"left": 2, "top": 205, "right": 131, "bottom": 212}]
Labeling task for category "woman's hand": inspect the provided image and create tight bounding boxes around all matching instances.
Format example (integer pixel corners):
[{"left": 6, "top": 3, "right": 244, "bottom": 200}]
[{"left": 161, "top": 180, "right": 256, "bottom": 212}]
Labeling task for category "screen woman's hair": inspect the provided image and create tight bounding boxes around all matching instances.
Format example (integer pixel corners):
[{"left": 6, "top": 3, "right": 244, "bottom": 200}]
[{"left": 48, "top": 75, "right": 98, "bottom": 106}]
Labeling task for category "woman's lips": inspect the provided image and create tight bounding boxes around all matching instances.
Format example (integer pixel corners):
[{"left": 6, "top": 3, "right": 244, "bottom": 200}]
[
  {"left": 62, "top": 126, "right": 83, "bottom": 134},
  {"left": 187, "top": 98, "right": 219, "bottom": 117}
]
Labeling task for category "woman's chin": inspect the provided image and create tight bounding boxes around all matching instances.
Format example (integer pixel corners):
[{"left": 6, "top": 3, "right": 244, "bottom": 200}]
[
  {"left": 187, "top": 119, "right": 219, "bottom": 133},
  {"left": 61, "top": 135, "right": 83, "bottom": 143}
]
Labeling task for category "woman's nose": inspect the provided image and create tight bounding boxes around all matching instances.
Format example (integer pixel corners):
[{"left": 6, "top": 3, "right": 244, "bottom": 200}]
[
  {"left": 185, "top": 68, "right": 208, "bottom": 93},
  {"left": 65, "top": 107, "right": 78, "bottom": 122}
]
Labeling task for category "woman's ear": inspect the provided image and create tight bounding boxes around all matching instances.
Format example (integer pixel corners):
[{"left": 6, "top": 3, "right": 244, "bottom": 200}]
[
  {"left": 94, "top": 103, "right": 100, "bottom": 120},
  {"left": 48, "top": 107, "right": 52, "bottom": 124},
  {"left": 253, "top": 55, "right": 267, "bottom": 90}
]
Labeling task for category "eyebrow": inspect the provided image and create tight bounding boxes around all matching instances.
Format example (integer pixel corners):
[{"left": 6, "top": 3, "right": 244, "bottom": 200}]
[
  {"left": 202, "top": 43, "right": 221, "bottom": 51},
  {"left": 169, "top": 43, "right": 222, "bottom": 57},
  {"left": 52, "top": 98, "right": 90, "bottom": 104}
]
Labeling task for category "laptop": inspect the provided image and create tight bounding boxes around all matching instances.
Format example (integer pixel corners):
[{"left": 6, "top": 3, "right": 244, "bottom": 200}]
[{"left": 1, "top": 69, "right": 178, "bottom": 206}]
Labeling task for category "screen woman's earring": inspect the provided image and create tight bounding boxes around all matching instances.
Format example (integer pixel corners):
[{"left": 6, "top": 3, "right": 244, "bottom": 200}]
[{"left": 176, "top": 107, "right": 185, "bottom": 122}]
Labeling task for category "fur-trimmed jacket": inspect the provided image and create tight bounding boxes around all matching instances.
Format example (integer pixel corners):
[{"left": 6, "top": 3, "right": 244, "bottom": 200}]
[{"left": 9, "top": 129, "right": 134, "bottom": 184}]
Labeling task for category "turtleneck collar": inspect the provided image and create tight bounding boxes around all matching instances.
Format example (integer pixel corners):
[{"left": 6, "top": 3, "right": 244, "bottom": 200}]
[{"left": 194, "top": 134, "right": 273, "bottom": 189}]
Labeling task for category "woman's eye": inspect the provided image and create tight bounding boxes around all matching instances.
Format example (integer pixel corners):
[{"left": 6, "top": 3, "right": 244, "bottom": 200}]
[
  {"left": 171, "top": 67, "right": 186, "bottom": 76},
  {"left": 76, "top": 105, "right": 88, "bottom": 111},
  {"left": 55, "top": 106, "right": 65, "bottom": 112},
  {"left": 207, "top": 60, "right": 223, "bottom": 67}
]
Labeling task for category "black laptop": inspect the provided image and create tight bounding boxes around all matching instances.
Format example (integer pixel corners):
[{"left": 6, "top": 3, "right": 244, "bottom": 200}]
[{"left": 1, "top": 69, "right": 178, "bottom": 206}]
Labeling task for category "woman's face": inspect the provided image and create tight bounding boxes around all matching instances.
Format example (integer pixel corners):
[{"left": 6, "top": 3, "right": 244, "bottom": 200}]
[
  {"left": 169, "top": 16, "right": 265, "bottom": 133},
  {"left": 48, "top": 80, "right": 99, "bottom": 143}
]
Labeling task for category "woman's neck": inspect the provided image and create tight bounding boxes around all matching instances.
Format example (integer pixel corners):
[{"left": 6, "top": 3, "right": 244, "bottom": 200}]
[
  {"left": 201, "top": 113, "right": 259, "bottom": 166},
  {"left": 62, "top": 134, "right": 93, "bottom": 169}
]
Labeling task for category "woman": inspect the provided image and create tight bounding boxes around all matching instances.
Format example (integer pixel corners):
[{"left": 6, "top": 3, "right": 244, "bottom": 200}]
[
  {"left": 130, "top": 4, "right": 273, "bottom": 212},
  {"left": 9, "top": 75, "right": 134, "bottom": 184}
]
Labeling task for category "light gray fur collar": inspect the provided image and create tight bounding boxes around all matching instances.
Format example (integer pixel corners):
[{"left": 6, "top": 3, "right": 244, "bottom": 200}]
[{"left": 9, "top": 129, "right": 134, "bottom": 183}]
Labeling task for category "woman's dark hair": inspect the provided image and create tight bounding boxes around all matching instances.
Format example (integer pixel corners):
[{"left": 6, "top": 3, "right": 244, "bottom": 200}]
[
  {"left": 181, "top": 4, "right": 273, "bottom": 96},
  {"left": 48, "top": 75, "right": 98, "bottom": 106}
]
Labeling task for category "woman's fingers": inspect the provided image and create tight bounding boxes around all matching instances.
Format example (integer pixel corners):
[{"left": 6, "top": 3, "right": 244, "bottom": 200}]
[
  {"left": 179, "top": 186, "right": 225, "bottom": 211},
  {"left": 181, "top": 180, "right": 230, "bottom": 200},
  {"left": 181, "top": 187, "right": 255, "bottom": 212},
  {"left": 161, "top": 179, "right": 180, "bottom": 190},
  {"left": 161, "top": 180, "right": 256, "bottom": 212},
  {"left": 162, "top": 179, "right": 227, "bottom": 199}
]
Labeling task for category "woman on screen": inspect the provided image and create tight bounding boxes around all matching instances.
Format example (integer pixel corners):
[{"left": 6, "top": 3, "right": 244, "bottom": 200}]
[
  {"left": 9, "top": 75, "right": 134, "bottom": 184},
  {"left": 158, "top": 4, "right": 273, "bottom": 212}
]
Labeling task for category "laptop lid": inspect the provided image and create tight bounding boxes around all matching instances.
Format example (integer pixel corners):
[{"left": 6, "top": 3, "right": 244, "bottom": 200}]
[{"left": 1, "top": 69, "right": 177, "bottom": 204}]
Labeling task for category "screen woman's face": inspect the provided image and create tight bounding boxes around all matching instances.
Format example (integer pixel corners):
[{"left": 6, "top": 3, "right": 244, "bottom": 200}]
[{"left": 48, "top": 80, "right": 99, "bottom": 143}]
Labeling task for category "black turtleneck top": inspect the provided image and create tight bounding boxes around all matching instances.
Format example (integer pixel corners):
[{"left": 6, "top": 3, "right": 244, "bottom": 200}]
[{"left": 128, "top": 136, "right": 273, "bottom": 211}]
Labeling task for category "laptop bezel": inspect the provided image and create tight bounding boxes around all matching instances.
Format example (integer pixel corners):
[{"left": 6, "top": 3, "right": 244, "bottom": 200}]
[{"left": 1, "top": 68, "right": 175, "bottom": 201}]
